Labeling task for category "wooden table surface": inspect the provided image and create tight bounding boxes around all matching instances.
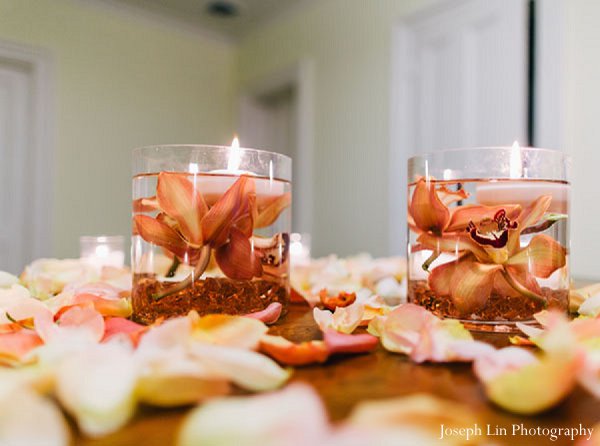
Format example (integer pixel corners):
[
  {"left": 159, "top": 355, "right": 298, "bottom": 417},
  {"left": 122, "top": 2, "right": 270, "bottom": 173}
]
[{"left": 76, "top": 303, "right": 600, "bottom": 446}]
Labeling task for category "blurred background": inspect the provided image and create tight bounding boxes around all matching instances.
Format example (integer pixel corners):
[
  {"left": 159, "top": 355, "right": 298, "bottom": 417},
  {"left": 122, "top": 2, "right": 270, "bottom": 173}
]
[{"left": 0, "top": 0, "right": 597, "bottom": 278}]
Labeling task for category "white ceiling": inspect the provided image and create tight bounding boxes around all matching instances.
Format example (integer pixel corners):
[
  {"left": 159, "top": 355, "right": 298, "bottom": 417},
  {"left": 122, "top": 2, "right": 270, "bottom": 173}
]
[{"left": 108, "top": 0, "right": 312, "bottom": 40}]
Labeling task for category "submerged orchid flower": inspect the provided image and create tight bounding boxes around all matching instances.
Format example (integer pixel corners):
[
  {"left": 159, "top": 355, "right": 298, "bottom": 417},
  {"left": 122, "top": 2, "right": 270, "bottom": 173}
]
[
  {"left": 134, "top": 173, "right": 290, "bottom": 298},
  {"left": 412, "top": 185, "right": 567, "bottom": 315}
]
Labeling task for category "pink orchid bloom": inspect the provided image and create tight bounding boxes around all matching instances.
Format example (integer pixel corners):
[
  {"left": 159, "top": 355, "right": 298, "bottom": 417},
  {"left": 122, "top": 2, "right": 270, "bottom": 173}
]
[
  {"left": 414, "top": 189, "right": 567, "bottom": 315},
  {"left": 134, "top": 173, "right": 291, "bottom": 298}
]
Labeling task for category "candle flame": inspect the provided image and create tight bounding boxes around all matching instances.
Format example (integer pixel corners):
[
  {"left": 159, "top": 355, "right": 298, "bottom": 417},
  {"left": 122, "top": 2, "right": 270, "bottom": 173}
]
[
  {"left": 227, "top": 136, "right": 241, "bottom": 172},
  {"left": 509, "top": 140, "right": 523, "bottom": 179}
]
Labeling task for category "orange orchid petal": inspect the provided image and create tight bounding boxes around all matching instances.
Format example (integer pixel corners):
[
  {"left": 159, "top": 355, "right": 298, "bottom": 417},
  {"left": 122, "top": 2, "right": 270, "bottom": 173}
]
[
  {"left": 417, "top": 232, "right": 488, "bottom": 262},
  {"left": 254, "top": 193, "right": 291, "bottom": 229},
  {"left": 507, "top": 195, "right": 553, "bottom": 254},
  {"left": 436, "top": 184, "right": 469, "bottom": 206},
  {"left": 507, "top": 234, "right": 567, "bottom": 278},
  {"left": 259, "top": 335, "right": 329, "bottom": 366},
  {"left": 445, "top": 256, "right": 502, "bottom": 315},
  {"left": 134, "top": 215, "right": 190, "bottom": 259},
  {"left": 157, "top": 172, "right": 207, "bottom": 245},
  {"left": 201, "top": 175, "right": 256, "bottom": 247},
  {"left": 215, "top": 228, "right": 262, "bottom": 280},
  {"left": 244, "top": 302, "right": 283, "bottom": 325},
  {"left": 428, "top": 259, "right": 457, "bottom": 297},
  {"left": 518, "top": 195, "right": 553, "bottom": 229},
  {"left": 493, "top": 264, "right": 543, "bottom": 299},
  {"left": 446, "top": 204, "right": 521, "bottom": 232},
  {"left": 132, "top": 196, "right": 159, "bottom": 213},
  {"left": 409, "top": 179, "right": 450, "bottom": 233}
]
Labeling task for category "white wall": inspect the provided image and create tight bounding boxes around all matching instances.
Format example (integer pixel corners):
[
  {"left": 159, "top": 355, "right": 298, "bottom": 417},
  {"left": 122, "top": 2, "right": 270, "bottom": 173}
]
[
  {"left": 236, "top": 0, "right": 440, "bottom": 258},
  {"left": 565, "top": 0, "right": 600, "bottom": 279},
  {"left": 0, "top": 0, "right": 236, "bottom": 258}
]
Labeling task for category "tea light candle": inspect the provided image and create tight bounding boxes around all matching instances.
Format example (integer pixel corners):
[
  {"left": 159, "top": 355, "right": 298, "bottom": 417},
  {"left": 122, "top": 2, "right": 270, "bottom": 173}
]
[
  {"left": 80, "top": 235, "right": 125, "bottom": 271},
  {"left": 192, "top": 137, "right": 285, "bottom": 203},
  {"left": 290, "top": 233, "right": 311, "bottom": 265},
  {"left": 476, "top": 142, "right": 570, "bottom": 213}
]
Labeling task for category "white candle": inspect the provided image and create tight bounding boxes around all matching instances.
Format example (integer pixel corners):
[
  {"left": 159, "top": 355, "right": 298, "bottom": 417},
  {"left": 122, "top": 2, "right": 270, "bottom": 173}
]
[
  {"left": 191, "top": 136, "right": 286, "bottom": 199},
  {"left": 476, "top": 181, "right": 570, "bottom": 213},
  {"left": 476, "top": 142, "right": 569, "bottom": 213},
  {"left": 80, "top": 235, "right": 125, "bottom": 272}
]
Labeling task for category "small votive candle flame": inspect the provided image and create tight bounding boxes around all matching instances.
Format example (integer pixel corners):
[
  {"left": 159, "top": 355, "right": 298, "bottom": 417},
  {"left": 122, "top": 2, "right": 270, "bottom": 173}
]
[{"left": 80, "top": 235, "right": 125, "bottom": 271}]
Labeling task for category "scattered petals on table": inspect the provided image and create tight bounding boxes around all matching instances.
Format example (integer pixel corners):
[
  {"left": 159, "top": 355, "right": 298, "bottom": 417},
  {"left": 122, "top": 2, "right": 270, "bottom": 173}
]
[
  {"left": 473, "top": 346, "right": 582, "bottom": 415},
  {"left": 178, "top": 384, "right": 330, "bottom": 446},
  {"left": 367, "top": 303, "right": 491, "bottom": 363},
  {"left": 0, "top": 386, "right": 70, "bottom": 446},
  {"left": 178, "top": 384, "right": 488, "bottom": 446},
  {"left": 243, "top": 302, "right": 283, "bottom": 324}
]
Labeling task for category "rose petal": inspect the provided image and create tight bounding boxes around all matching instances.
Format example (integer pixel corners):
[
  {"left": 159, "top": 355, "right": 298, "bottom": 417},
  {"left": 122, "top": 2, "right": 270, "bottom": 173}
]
[
  {"left": 409, "top": 179, "right": 450, "bottom": 233},
  {"left": 136, "top": 374, "right": 231, "bottom": 407},
  {"left": 72, "top": 294, "right": 132, "bottom": 318},
  {"left": 473, "top": 346, "right": 537, "bottom": 382},
  {"left": 323, "top": 329, "right": 378, "bottom": 355},
  {"left": 35, "top": 305, "right": 105, "bottom": 344},
  {"left": 570, "top": 283, "right": 600, "bottom": 313},
  {"left": 178, "top": 384, "right": 328, "bottom": 446},
  {"left": 191, "top": 313, "right": 268, "bottom": 350},
  {"left": 579, "top": 293, "right": 600, "bottom": 317},
  {"left": 259, "top": 335, "right": 329, "bottom": 366},
  {"left": 0, "top": 388, "right": 70, "bottom": 446},
  {"left": 134, "top": 215, "right": 190, "bottom": 259},
  {"left": 215, "top": 228, "right": 262, "bottom": 280},
  {"left": 507, "top": 234, "right": 567, "bottom": 278},
  {"left": 102, "top": 317, "right": 147, "bottom": 346},
  {"left": 369, "top": 304, "right": 481, "bottom": 363},
  {"left": 189, "top": 343, "right": 291, "bottom": 392},
  {"left": 55, "top": 344, "right": 137, "bottom": 437},
  {"left": 254, "top": 193, "right": 291, "bottom": 229},
  {"left": 348, "top": 393, "right": 482, "bottom": 442},
  {"left": 157, "top": 172, "right": 207, "bottom": 244},
  {"left": 244, "top": 302, "right": 283, "bottom": 325},
  {"left": 0, "top": 271, "right": 19, "bottom": 289},
  {"left": 476, "top": 348, "right": 581, "bottom": 415},
  {"left": 313, "top": 304, "right": 364, "bottom": 334},
  {"left": 0, "top": 331, "right": 43, "bottom": 364}
]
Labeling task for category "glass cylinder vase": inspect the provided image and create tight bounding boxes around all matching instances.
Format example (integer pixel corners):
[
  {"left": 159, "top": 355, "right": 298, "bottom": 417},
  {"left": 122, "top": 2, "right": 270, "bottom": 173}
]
[
  {"left": 132, "top": 144, "right": 292, "bottom": 324},
  {"left": 407, "top": 146, "right": 570, "bottom": 332}
]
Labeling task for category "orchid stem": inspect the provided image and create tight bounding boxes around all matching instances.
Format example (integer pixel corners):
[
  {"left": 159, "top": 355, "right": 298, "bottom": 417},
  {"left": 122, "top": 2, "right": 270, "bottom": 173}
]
[
  {"left": 166, "top": 256, "right": 181, "bottom": 278},
  {"left": 422, "top": 251, "right": 440, "bottom": 272},
  {"left": 500, "top": 268, "right": 547, "bottom": 307},
  {"left": 152, "top": 245, "right": 211, "bottom": 301}
]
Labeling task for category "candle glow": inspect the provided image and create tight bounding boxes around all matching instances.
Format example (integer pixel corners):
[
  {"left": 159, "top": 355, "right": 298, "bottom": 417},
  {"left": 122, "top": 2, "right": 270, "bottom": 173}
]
[
  {"left": 509, "top": 140, "right": 523, "bottom": 179},
  {"left": 227, "top": 136, "right": 241, "bottom": 172}
]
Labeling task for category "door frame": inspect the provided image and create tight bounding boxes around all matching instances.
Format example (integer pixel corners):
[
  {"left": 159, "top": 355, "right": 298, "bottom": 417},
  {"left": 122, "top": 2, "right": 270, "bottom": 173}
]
[
  {"left": 238, "top": 59, "right": 315, "bottom": 235},
  {"left": 0, "top": 40, "right": 55, "bottom": 261},
  {"left": 388, "top": 0, "right": 564, "bottom": 255}
]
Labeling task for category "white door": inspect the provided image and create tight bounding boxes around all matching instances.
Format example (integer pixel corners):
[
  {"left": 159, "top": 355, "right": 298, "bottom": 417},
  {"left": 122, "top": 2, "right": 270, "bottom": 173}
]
[
  {"left": 239, "top": 61, "right": 314, "bottom": 235},
  {"left": 389, "top": 0, "right": 529, "bottom": 254},
  {"left": 0, "top": 63, "right": 32, "bottom": 273},
  {"left": 0, "top": 44, "right": 53, "bottom": 273}
]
